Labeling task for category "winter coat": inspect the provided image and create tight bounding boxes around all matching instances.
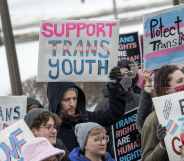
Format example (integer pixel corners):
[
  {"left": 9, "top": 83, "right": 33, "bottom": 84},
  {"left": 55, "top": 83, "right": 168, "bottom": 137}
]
[
  {"left": 95, "top": 83, "right": 140, "bottom": 113},
  {"left": 141, "top": 111, "right": 169, "bottom": 161},
  {"left": 47, "top": 82, "right": 127, "bottom": 152},
  {"left": 69, "top": 147, "right": 115, "bottom": 161},
  {"left": 136, "top": 90, "right": 154, "bottom": 133},
  {"left": 95, "top": 86, "right": 140, "bottom": 157},
  {"left": 55, "top": 139, "right": 69, "bottom": 161}
]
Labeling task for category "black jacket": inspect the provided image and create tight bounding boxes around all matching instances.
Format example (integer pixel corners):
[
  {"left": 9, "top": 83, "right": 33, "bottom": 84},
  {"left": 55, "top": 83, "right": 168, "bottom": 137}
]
[
  {"left": 55, "top": 139, "right": 69, "bottom": 161},
  {"left": 47, "top": 82, "right": 128, "bottom": 152},
  {"left": 95, "top": 85, "right": 140, "bottom": 157}
]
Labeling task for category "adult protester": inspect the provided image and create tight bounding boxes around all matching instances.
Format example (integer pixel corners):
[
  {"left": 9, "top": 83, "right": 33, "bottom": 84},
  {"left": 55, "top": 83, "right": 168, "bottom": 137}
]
[
  {"left": 47, "top": 72, "right": 130, "bottom": 151},
  {"left": 141, "top": 65, "right": 184, "bottom": 161}
]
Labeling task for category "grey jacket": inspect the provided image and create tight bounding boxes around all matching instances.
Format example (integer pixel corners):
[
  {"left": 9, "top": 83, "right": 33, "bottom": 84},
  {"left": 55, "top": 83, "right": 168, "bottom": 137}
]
[
  {"left": 141, "top": 111, "right": 169, "bottom": 161},
  {"left": 136, "top": 90, "right": 153, "bottom": 133}
]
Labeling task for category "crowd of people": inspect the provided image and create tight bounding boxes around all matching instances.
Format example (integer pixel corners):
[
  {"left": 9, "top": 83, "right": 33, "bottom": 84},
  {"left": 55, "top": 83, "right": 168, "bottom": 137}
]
[{"left": 4, "top": 60, "right": 184, "bottom": 161}]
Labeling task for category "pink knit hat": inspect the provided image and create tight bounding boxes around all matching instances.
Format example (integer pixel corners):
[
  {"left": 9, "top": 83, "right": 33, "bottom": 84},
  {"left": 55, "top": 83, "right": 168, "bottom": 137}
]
[{"left": 21, "top": 137, "right": 65, "bottom": 161}]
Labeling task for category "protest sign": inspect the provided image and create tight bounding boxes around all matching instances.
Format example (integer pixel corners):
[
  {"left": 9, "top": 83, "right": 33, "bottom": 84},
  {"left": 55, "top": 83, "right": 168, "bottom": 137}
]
[
  {"left": 118, "top": 32, "right": 142, "bottom": 66},
  {"left": 38, "top": 20, "right": 119, "bottom": 82},
  {"left": 0, "top": 96, "right": 27, "bottom": 130},
  {"left": 112, "top": 109, "right": 142, "bottom": 161},
  {"left": 144, "top": 5, "right": 184, "bottom": 70},
  {"left": 153, "top": 91, "right": 184, "bottom": 161},
  {"left": 0, "top": 119, "right": 34, "bottom": 161}
]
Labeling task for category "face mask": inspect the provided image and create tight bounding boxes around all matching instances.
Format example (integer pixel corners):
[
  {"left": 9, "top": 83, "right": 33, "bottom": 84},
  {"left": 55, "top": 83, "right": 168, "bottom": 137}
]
[
  {"left": 120, "top": 77, "right": 132, "bottom": 91},
  {"left": 166, "top": 84, "right": 184, "bottom": 94},
  {"left": 174, "top": 84, "right": 184, "bottom": 92}
]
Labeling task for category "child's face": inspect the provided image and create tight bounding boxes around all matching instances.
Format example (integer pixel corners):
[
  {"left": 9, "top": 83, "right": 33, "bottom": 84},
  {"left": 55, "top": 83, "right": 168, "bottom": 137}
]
[{"left": 85, "top": 128, "right": 108, "bottom": 156}]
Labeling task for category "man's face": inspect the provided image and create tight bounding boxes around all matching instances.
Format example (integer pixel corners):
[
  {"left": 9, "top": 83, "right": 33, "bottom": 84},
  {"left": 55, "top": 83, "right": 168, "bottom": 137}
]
[
  {"left": 120, "top": 67, "right": 136, "bottom": 79},
  {"left": 120, "top": 67, "right": 129, "bottom": 78},
  {"left": 32, "top": 117, "right": 57, "bottom": 145},
  {"left": 60, "top": 90, "right": 77, "bottom": 116}
]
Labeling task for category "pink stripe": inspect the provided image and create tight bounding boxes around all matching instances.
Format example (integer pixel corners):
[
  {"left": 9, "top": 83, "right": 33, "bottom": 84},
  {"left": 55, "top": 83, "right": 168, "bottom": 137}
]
[
  {"left": 145, "top": 23, "right": 184, "bottom": 38},
  {"left": 144, "top": 44, "right": 184, "bottom": 60}
]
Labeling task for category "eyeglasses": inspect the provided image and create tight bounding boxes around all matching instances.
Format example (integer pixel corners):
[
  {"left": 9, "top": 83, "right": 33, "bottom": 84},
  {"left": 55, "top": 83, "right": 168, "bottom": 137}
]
[
  {"left": 40, "top": 124, "right": 57, "bottom": 131},
  {"left": 93, "top": 135, "right": 109, "bottom": 144},
  {"left": 121, "top": 71, "right": 135, "bottom": 77}
]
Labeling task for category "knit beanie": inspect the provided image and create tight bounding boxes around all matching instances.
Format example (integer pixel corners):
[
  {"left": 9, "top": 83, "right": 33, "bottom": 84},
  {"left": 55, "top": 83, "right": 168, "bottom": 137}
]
[
  {"left": 27, "top": 97, "right": 43, "bottom": 108},
  {"left": 74, "top": 122, "right": 103, "bottom": 150}
]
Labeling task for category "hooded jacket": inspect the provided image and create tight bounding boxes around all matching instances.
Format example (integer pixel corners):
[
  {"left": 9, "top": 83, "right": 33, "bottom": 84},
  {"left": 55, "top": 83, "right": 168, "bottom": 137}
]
[
  {"left": 47, "top": 82, "right": 127, "bottom": 152},
  {"left": 69, "top": 147, "right": 115, "bottom": 161}
]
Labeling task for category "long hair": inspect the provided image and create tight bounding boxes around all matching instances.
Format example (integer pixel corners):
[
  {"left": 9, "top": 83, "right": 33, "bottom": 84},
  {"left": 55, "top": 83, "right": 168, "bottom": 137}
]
[{"left": 154, "top": 65, "right": 179, "bottom": 96}]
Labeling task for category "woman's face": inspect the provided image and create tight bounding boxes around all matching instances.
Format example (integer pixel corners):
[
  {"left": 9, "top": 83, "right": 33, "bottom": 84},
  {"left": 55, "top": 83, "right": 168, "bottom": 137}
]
[
  {"left": 32, "top": 117, "right": 57, "bottom": 145},
  {"left": 167, "top": 69, "right": 184, "bottom": 93}
]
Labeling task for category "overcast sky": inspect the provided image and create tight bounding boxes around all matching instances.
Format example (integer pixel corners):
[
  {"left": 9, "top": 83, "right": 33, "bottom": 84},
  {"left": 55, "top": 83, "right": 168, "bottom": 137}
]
[{"left": 0, "top": 0, "right": 173, "bottom": 95}]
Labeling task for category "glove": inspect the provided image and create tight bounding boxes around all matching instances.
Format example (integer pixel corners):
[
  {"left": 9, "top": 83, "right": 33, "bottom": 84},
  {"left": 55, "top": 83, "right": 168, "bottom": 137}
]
[
  {"left": 109, "top": 67, "right": 122, "bottom": 82},
  {"left": 106, "top": 81, "right": 125, "bottom": 97},
  {"left": 157, "top": 124, "right": 166, "bottom": 148}
]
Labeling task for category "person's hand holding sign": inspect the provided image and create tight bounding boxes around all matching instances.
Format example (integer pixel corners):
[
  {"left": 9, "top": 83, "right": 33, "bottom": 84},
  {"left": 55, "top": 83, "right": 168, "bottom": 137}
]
[{"left": 143, "top": 70, "right": 156, "bottom": 96}]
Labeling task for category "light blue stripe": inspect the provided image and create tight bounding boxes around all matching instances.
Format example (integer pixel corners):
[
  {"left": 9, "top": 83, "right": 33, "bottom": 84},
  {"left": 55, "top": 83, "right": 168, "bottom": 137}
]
[{"left": 144, "top": 50, "right": 184, "bottom": 70}]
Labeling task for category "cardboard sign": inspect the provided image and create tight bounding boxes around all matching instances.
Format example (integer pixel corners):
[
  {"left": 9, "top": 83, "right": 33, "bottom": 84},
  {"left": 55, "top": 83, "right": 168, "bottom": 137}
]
[
  {"left": 118, "top": 32, "right": 142, "bottom": 66},
  {"left": 112, "top": 109, "right": 142, "bottom": 161},
  {"left": 144, "top": 5, "right": 184, "bottom": 70},
  {"left": 38, "top": 20, "right": 119, "bottom": 82},
  {"left": 153, "top": 91, "right": 184, "bottom": 161},
  {"left": 0, "top": 96, "right": 27, "bottom": 130},
  {"left": 0, "top": 119, "right": 34, "bottom": 161}
]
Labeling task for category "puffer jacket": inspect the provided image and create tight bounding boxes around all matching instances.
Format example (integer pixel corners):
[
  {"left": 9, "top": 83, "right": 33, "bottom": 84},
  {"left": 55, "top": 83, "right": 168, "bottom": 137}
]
[{"left": 69, "top": 147, "right": 115, "bottom": 161}]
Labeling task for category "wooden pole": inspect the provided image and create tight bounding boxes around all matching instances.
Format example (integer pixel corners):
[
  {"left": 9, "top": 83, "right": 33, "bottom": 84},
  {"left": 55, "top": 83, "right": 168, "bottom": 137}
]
[{"left": 0, "top": 0, "right": 23, "bottom": 95}]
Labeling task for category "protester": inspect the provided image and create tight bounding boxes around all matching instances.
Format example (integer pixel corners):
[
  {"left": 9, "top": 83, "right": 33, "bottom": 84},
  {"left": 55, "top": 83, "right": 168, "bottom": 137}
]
[
  {"left": 141, "top": 65, "right": 184, "bottom": 161},
  {"left": 21, "top": 137, "right": 65, "bottom": 161},
  {"left": 126, "top": 61, "right": 142, "bottom": 94},
  {"left": 136, "top": 71, "right": 155, "bottom": 133},
  {"left": 47, "top": 72, "right": 130, "bottom": 151},
  {"left": 27, "top": 97, "right": 43, "bottom": 112},
  {"left": 24, "top": 108, "right": 68, "bottom": 161},
  {"left": 97, "top": 59, "right": 140, "bottom": 112},
  {"left": 95, "top": 59, "right": 140, "bottom": 155},
  {"left": 69, "top": 122, "right": 115, "bottom": 161}
]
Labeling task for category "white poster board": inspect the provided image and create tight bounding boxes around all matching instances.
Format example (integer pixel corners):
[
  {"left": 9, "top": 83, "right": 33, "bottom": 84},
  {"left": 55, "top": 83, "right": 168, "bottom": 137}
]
[
  {"left": 153, "top": 91, "right": 184, "bottom": 161},
  {"left": 0, "top": 119, "right": 34, "bottom": 161},
  {"left": 144, "top": 5, "right": 184, "bottom": 70},
  {"left": 38, "top": 20, "right": 119, "bottom": 82},
  {"left": 0, "top": 96, "right": 27, "bottom": 130}
]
